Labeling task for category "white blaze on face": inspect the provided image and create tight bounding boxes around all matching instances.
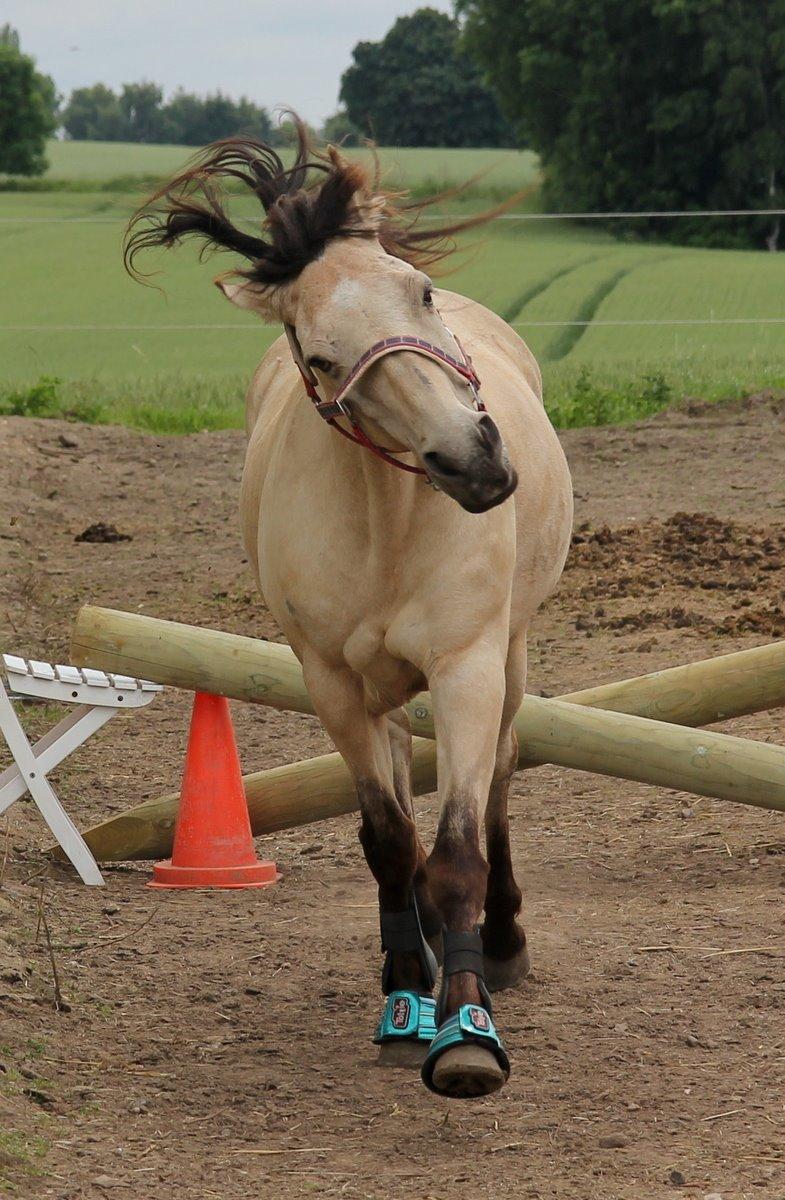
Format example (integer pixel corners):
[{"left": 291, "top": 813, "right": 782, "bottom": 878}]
[{"left": 329, "top": 278, "right": 365, "bottom": 313}]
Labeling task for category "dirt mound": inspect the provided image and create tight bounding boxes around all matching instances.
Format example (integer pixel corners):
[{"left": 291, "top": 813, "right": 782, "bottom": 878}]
[
  {"left": 672, "top": 388, "right": 785, "bottom": 420},
  {"left": 562, "top": 511, "right": 785, "bottom": 637}
]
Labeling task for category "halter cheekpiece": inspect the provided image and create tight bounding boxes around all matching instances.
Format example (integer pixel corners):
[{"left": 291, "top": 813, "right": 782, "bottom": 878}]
[{"left": 286, "top": 327, "right": 485, "bottom": 477}]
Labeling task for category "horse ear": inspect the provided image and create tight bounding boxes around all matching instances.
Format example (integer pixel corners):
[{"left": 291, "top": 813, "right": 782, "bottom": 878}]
[
  {"left": 326, "top": 144, "right": 386, "bottom": 233},
  {"left": 215, "top": 277, "right": 283, "bottom": 321}
]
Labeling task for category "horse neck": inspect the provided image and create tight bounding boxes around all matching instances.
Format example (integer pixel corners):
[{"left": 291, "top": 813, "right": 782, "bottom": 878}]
[{"left": 333, "top": 429, "right": 423, "bottom": 556}]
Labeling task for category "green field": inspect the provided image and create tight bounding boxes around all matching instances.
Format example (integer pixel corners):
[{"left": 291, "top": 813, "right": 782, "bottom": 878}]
[
  {"left": 1, "top": 141, "right": 783, "bottom": 432},
  {"left": 36, "top": 139, "right": 540, "bottom": 197}
]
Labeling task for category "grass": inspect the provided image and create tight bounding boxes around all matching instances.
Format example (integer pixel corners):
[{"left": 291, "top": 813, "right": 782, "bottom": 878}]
[
  {"left": 0, "top": 1128, "right": 49, "bottom": 1193},
  {"left": 0, "top": 140, "right": 783, "bottom": 432},
  {"left": 0, "top": 374, "right": 248, "bottom": 432},
  {"left": 546, "top": 367, "right": 675, "bottom": 428},
  {"left": 1, "top": 139, "right": 540, "bottom": 200}
]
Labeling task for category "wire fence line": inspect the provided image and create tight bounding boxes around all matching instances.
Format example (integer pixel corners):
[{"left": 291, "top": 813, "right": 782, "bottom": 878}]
[
  {"left": 2, "top": 210, "right": 782, "bottom": 334},
  {"left": 2, "top": 207, "right": 785, "bottom": 225},
  {"left": 2, "top": 316, "right": 785, "bottom": 333},
  {"left": 0, "top": 216, "right": 122, "bottom": 223},
  {"left": 442, "top": 209, "right": 785, "bottom": 221},
  {"left": 512, "top": 316, "right": 785, "bottom": 328}
]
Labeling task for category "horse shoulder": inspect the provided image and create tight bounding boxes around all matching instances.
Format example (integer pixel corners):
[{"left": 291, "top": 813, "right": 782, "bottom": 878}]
[
  {"left": 244, "top": 332, "right": 299, "bottom": 437},
  {"left": 241, "top": 332, "right": 302, "bottom": 581},
  {"left": 435, "top": 293, "right": 571, "bottom": 625}
]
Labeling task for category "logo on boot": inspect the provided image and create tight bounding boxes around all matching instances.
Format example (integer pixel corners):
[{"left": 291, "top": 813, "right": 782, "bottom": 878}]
[
  {"left": 468, "top": 1006, "right": 490, "bottom": 1032},
  {"left": 392, "top": 996, "right": 412, "bottom": 1029}
]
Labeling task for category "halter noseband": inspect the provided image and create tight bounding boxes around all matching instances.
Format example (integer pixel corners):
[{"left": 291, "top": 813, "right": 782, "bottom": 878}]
[{"left": 285, "top": 327, "right": 485, "bottom": 478}]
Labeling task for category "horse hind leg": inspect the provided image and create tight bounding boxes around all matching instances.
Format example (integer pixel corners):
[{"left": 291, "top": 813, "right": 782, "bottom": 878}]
[
  {"left": 387, "top": 709, "right": 443, "bottom": 958},
  {"left": 481, "top": 635, "right": 531, "bottom": 992},
  {"left": 481, "top": 724, "right": 530, "bottom": 991}
]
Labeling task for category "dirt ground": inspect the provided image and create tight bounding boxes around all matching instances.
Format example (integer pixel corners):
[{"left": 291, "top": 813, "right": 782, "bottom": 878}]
[{"left": 2, "top": 395, "right": 785, "bottom": 1200}]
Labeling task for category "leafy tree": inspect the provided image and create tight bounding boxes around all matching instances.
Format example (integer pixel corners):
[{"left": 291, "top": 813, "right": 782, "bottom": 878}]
[
  {"left": 119, "top": 82, "right": 166, "bottom": 143},
  {"left": 233, "top": 96, "right": 273, "bottom": 142},
  {"left": 456, "top": 1, "right": 529, "bottom": 143},
  {"left": 321, "top": 109, "right": 362, "bottom": 147},
  {"left": 0, "top": 29, "right": 57, "bottom": 175},
  {"left": 165, "top": 90, "right": 272, "bottom": 145},
  {"left": 198, "top": 93, "right": 269, "bottom": 143},
  {"left": 61, "top": 84, "right": 128, "bottom": 141},
  {"left": 459, "top": 0, "right": 785, "bottom": 248},
  {"left": 62, "top": 82, "right": 273, "bottom": 147},
  {"left": 0, "top": 24, "right": 20, "bottom": 50},
  {"left": 161, "top": 90, "right": 204, "bottom": 144},
  {"left": 340, "top": 8, "right": 511, "bottom": 147}
]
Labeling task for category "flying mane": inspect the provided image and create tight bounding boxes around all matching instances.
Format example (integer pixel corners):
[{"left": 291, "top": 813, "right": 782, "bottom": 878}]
[{"left": 124, "top": 115, "right": 508, "bottom": 287}]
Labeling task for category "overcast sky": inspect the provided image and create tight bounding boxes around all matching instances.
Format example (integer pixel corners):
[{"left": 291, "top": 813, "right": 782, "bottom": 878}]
[{"left": 6, "top": 1, "right": 454, "bottom": 125}]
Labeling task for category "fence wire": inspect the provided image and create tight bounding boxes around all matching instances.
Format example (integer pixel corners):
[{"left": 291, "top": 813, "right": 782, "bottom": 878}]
[
  {"left": 1, "top": 207, "right": 782, "bottom": 333},
  {"left": 2, "top": 208, "right": 785, "bottom": 225},
  {"left": 1, "top": 316, "right": 784, "bottom": 333}
]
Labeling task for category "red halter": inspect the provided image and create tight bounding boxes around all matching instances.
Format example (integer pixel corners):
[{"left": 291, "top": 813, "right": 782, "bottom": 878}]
[{"left": 286, "top": 328, "right": 485, "bottom": 477}]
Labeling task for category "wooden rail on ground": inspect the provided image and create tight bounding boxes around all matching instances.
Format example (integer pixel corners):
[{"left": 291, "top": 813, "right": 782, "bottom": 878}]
[{"left": 66, "top": 606, "right": 785, "bottom": 862}]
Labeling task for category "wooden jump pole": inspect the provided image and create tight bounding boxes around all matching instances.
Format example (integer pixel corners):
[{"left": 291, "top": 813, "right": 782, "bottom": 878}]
[
  {"left": 66, "top": 607, "right": 785, "bottom": 863},
  {"left": 72, "top": 605, "right": 785, "bottom": 736},
  {"left": 74, "top": 696, "right": 785, "bottom": 864}
]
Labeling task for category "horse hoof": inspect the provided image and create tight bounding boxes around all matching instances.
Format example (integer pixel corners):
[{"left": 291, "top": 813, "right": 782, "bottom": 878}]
[
  {"left": 375, "top": 1040, "right": 429, "bottom": 1069},
  {"left": 431, "top": 1044, "right": 507, "bottom": 1099},
  {"left": 484, "top": 945, "right": 531, "bottom": 993}
]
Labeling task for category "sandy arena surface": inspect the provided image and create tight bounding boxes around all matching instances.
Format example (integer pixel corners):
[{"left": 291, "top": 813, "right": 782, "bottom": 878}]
[{"left": 1, "top": 395, "right": 785, "bottom": 1199}]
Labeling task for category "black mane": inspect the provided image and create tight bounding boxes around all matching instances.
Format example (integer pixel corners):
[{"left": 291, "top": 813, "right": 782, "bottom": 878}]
[{"left": 124, "top": 115, "right": 514, "bottom": 287}]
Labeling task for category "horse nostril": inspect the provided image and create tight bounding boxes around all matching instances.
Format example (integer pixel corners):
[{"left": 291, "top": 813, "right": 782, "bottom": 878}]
[
  {"left": 422, "top": 450, "right": 462, "bottom": 478},
  {"left": 477, "top": 414, "right": 502, "bottom": 455}
]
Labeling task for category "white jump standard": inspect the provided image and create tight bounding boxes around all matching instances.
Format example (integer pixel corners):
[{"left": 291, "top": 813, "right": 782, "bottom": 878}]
[{"left": 0, "top": 654, "right": 161, "bottom": 886}]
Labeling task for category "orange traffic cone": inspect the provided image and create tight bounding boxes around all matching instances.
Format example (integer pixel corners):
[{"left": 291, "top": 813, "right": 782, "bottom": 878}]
[{"left": 149, "top": 692, "right": 279, "bottom": 889}]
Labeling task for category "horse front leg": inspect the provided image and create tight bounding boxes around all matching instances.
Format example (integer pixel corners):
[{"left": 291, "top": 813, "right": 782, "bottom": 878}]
[
  {"left": 301, "top": 658, "right": 439, "bottom": 1067},
  {"left": 422, "top": 639, "right": 511, "bottom": 1099}
]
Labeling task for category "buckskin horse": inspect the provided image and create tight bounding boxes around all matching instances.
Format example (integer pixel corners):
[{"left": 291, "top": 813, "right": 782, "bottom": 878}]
[{"left": 125, "top": 123, "right": 573, "bottom": 1099}]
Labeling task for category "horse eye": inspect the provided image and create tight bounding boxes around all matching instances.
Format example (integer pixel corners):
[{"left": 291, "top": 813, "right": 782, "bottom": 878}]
[
  {"left": 423, "top": 286, "right": 434, "bottom": 308},
  {"left": 308, "top": 356, "right": 333, "bottom": 374}
]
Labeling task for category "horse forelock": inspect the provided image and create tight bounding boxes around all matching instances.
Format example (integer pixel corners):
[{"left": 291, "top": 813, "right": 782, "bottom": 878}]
[{"left": 246, "top": 158, "right": 387, "bottom": 283}]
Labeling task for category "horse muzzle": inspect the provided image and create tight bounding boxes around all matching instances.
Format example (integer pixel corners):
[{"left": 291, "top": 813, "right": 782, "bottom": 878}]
[{"left": 422, "top": 414, "right": 518, "bottom": 514}]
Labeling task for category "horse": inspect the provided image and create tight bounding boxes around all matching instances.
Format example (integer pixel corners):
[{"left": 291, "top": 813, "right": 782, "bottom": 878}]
[{"left": 125, "top": 123, "right": 573, "bottom": 1099}]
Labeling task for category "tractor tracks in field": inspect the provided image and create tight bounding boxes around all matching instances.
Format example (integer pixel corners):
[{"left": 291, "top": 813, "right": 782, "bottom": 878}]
[
  {"left": 500, "top": 256, "right": 602, "bottom": 324},
  {"left": 511, "top": 253, "right": 684, "bottom": 362},
  {"left": 542, "top": 264, "right": 636, "bottom": 361}
]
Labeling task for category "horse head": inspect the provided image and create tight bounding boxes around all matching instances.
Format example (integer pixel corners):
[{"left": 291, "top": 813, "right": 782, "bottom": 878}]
[{"left": 125, "top": 121, "right": 517, "bottom": 513}]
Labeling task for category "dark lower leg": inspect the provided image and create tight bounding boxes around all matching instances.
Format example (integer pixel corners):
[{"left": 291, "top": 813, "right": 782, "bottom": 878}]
[
  {"left": 387, "top": 713, "right": 442, "bottom": 945},
  {"left": 298, "top": 663, "right": 434, "bottom": 1002},
  {"left": 481, "top": 731, "right": 529, "bottom": 987},
  {"left": 357, "top": 778, "right": 433, "bottom": 993},
  {"left": 482, "top": 791, "right": 525, "bottom": 961},
  {"left": 427, "top": 807, "right": 489, "bottom": 1015}
]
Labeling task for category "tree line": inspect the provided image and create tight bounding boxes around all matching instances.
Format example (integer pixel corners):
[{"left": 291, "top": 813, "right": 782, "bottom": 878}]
[
  {"left": 59, "top": 82, "right": 275, "bottom": 147},
  {"left": 0, "top": 9, "right": 511, "bottom": 174},
  {"left": 459, "top": 0, "right": 785, "bottom": 249},
  {"left": 0, "top": 24, "right": 56, "bottom": 174},
  {"left": 2, "top": 5, "right": 783, "bottom": 249}
]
